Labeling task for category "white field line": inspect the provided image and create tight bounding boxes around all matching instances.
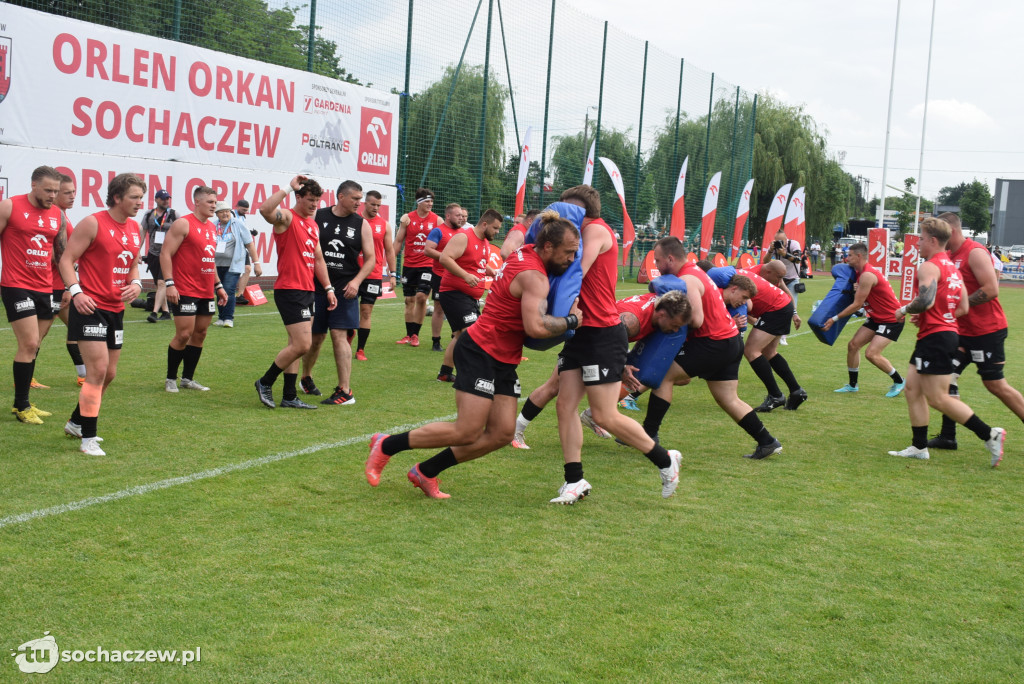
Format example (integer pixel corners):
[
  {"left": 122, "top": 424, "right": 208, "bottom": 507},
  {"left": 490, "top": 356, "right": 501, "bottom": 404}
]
[{"left": 0, "top": 412, "right": 458, "bottom": 530}]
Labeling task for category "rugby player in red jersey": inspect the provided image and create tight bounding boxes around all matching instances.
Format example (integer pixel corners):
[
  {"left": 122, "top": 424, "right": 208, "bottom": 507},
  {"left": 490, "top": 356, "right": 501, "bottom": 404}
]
[
  {"left": 888, "top": 217, "right": 1005, "bottom": 466},
  {"left": 59, "top": 173, "right": 146, "bottom": 455},
  {"left": 822, "top": 242, "right": 906, "bottom": 397},
  {"left": 423, "top": 203, "right": 466, "bottom": 353},
  {"left": 160, "top": 186, "right": 228, "bottom": 393},
  {"left": 499, "top": 208, "right": 541, "bottom": 260},
  {"left": 394, "top": 188, "right": 440, "bottom": 346},
  {"left": 254, "top": 176, "right": 337, "bottom": 409},
  {"left": 355, "top": 190, "right": 396, "bottom": 360},
  {"left": 928, "top": 213, "right": 1024, "bottom": 456},
  {"left": 0, "top": 165, "right": 63, "bottom": 423},
  {"left": 364, "top": 212, "right": 582, "bottom": 499}
]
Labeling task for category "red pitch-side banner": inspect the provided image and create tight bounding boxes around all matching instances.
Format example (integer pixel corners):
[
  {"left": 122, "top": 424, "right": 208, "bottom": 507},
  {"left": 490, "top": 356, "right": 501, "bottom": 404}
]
[
  {"left": 784, "top": 186, "right": 806, "bottom": 249},
  {"left": 599, "top": 157, "right": 635, "bottom": 264},
  {"left": 760, "top": 183, "right": 793, "bottom": 261},
  {"left": 686, "top": 252, "right": 698, "bottom": 263},
  {"left": 483, "top": 244, "right": 503, "bottom": 291},
  {"left": 868, "top": 228, "right": 889, "bottom": 273},
  {"left": 731, "top": 178, "right": 755, "bottom": 259},
  {"left": 713, "top": 253, "right": 726, "bottom": 267},
  {"left": 738, "top": 253, "right": 755, "bottom": 269},
  {"left": 514, "top": 127, "right": 531, "bottom": 217},
  {"left": 670, "top": 156, "right": 688, "bottom": 241},
  {"left": 699, "top": 171, "right": 722, "bottom": 260},
  {"left": 899, "top": 234, "right": 920, "bottom": 304},
  {"left": 637, "top": 250, "right": 660, "bottom": 284},
  {"left": 794, "top": 187, "right": 807, "bottom": 249},
  {"left": 583, "top": 140, "right": 596, "bottom": 186}
]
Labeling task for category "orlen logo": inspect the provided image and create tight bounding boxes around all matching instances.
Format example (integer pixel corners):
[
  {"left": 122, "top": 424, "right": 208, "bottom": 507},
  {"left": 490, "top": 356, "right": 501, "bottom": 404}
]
[
  {"left": 358, "top": 107, "right": 392, "bottom": 174},
  {"left": 116, "top": 250, "right": 134, "bottom": 265}
]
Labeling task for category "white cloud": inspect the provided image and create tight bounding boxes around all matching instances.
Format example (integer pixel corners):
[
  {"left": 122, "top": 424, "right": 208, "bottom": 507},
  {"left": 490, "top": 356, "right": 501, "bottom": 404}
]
[{"left": 908, "top": 99, "right": 997, "bottom": 131}]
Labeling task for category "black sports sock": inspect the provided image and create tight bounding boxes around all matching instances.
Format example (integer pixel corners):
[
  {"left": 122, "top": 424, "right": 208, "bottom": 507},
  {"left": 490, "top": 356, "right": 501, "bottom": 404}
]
[
  {"left": 749, "top": 356, "right": 783, "bottom": 397},
  {"left": 410, "top": 322, "right": 422, "bottom": 337},
  {"left": 418, "top": 447, "right": 457, "bottom": 478},
  {"left": 381, "top": 432, "right": 411, "bottom": 456},
  {"left": 282, "top": 373, "right": 298, "bottom": 401},
  {"left": 12, "top": 361, "right": 32, "bottom": 410},
  {"left": 167, "top": 345, "right": 186, "bottom": 380},
  {"left": 80, "top": 415, "right": 98, "bottom": 439},
  {"left": 67, "top": 342, "right": 84, "bottom": 366},
  {"left": 643, "top": 395, "right": 672, "bottom": 436},
  {"left": 964, "top": 414, "right": 992, "bottom": 441},
  {"left": 769, "top": 354, "right": 801, "bottom": 394},
  {"left": 564, "top": 461, "right": 584, "bottom": 484},
  {"left": 939, "top": 415, "right": 958, "bottom": 440},
  {"left": 912, "top": 425, "right": 928, "bottom": 449},
  {"left": 260, "top": 362, "right": 284, "bottom": 387},
  {"left": 644, "top": 444, "right": 671, "bottom": 469},
  {"left": 521, "top": 397, "right": 544, "bottom": 422},
  {"left": 357, "top": 327, "right": 370, "bottom": 351},
  {"left": 738, "top": 410, "right": 775, "bottom": 446},
  {"left": 181, "top": 345, "right": 203, "bottom": 381},
  {"left": 71, "top": 403, "right": 82, "bottom": 424},
  {"left": 848, "top": 368, "right": 859, "bottom": 387},
  {"left": 432, "top": 336, "right": 441, "bottom": 347},
  {"left": 405, "top": 322, "right": 414, "bottom": 337},
  {"left": 888, "top": 368, "right": 904, "bottom": 384},
  {"left": 439, "top": 365, "right": 453, "bottom": 377}
]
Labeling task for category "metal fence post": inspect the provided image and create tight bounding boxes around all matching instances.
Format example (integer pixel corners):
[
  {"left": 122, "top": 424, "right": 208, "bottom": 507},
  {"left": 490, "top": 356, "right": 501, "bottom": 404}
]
[
  {"left": 539, "top": 0, "right": 556, "bottom": 207},
  {"left": 703, "top": 72, "right": 714, "bottom": 190},
  {"left": 398, "top": 0, "right": 415, "bottom": 215},
  {"left": 306, "top": 0, "right": 317, "bottom": 72},
  {"left": 476, "top": 0, "right": 494, "bottom": 218},
  {"left": 172, "top": 0, "right": 182, "bottom": 40},
  {"left": 595, "top": 21, "right": 607, "bottom": 167}
]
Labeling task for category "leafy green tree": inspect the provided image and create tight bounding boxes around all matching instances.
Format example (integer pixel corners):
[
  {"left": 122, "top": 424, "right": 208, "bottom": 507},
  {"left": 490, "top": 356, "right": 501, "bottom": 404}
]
[
  {"left": 959, "top": 179, "right": 992, "bottom": 234},
  {"left": 937, "top": 182, "right": 971, "bottom": 207},
  {"left": 401, "top": 65, "right": 508, "bottom": 216}
]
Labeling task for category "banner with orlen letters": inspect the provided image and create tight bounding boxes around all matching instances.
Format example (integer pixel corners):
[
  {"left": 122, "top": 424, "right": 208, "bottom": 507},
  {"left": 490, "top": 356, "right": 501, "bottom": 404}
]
[
  {"left": 0, "top": 146, "right": 396, "bottom": 279},
  {"left": 0, "top": 4, "right": 398, "bottom": 182}
]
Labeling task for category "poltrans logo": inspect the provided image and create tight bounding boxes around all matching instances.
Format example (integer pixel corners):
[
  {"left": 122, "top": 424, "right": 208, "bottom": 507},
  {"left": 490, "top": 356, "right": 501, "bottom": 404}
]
[
  {"left": 11, "top": 632, "right": 59, "bottom": 674},
  {"left": 358, "top": 107, "right": 392, "bottom": 175},
  {"left": 0, "top": 36, "right": 11, "bottom": 105}
]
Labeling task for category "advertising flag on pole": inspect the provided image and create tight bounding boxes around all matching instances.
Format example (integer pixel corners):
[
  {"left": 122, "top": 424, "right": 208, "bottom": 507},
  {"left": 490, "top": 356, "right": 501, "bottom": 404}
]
[
  {"left": 514, "top": 127, "right": 532, "bottom": 217},
  {"left": 795, "top": 187, "right": 807, "bottom": 249},
  {"left": 784, "top": 186, "right": 805, "bottom": 249},
  {"left": 599, "top": 157, "right": 635, "bottom": 265},
  {"left": 760, "top": 183, "right": 793, "bottom": 261},
  {"left": 899, "top": 234, "right": 920, "bottom": 304},
  {"left": 699, "top": 171, "right": 722, "bottom": 260},
  {"left": 730, "top": 178, "right": 755, "bottom": 260},
  {"left": 868, "top": 227, "right": 889, "bottom": 273},
  {"left": 669, "top": 156, "right": 688, "bottom": 241},
  {"left": 583, "top": 140, "right": 596, "bottom": 186}
]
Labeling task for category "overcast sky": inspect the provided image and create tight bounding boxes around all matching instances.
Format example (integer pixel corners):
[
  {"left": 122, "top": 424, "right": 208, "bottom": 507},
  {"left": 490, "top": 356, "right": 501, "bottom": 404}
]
[{"left": 569, "top": 0, "right": 1021, "bottom": 204}]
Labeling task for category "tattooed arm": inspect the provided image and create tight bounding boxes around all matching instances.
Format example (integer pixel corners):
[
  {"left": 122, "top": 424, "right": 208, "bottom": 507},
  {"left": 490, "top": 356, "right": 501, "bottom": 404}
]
[
  {"left": 518, "top": 270, "right": 583, "bottom": 338},
  {"left": 899, "top": 262, "right": 938, "bottom": 316},
  {"left": 52, "top": 212, "right": 68, "bottom": 271},
  {"left": 967, "top": 246, "right": 999, "bottom": 306},
  {"left": 619, "top": 311, "right": 641, "bottom": 340}
]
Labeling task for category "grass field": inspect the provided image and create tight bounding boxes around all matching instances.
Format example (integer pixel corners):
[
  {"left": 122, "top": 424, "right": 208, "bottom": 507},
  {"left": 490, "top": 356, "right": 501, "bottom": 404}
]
[{"left": 1, "top": 276, "right": 1022, "bottom": 682}]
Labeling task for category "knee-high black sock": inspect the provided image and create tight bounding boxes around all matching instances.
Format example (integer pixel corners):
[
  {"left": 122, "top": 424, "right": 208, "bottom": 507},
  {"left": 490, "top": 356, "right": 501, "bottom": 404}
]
[
  {"left": 260, "top": 362, "right": 285, "bottom": 387},
  {"left": 432, "top": 336, "right": 441, "bottom": 347},
  {"left": 564, "top": 461, "right": 584, "bottom": 484},
  {"left": 912, "top": 425, "right": 929, "bottom": 449},
  {"left": 167, "top": 346, "right": 186, "bottom": 380},
  {"left": 737, "top": 410, "right": 775, "bottom": 446},
  {"left": 80, "top": 415, "right": 98, "bottom": 439},
  {"left": 405, "top": 322, "right": 414, "bottom": 337},
  {"left": 381, "top": 432, "right": 411, "bottom": 456},
  {"left": 888, "top": 367, "right": 904, "bottom": 384},
  {"left": 181, "top": 345, "right": 203, "bottom": 381},
  {"left": 940, "top": 414, "right": 958, "bottom": 440},
  {"left": 749, "top": 356, "right": 783, "bottom": 397},
  {"left": 357, "top": 327, "right": 370, "bottom": 351},
  {"left": 13, "top": 361, "right": 32, "bottom": 410},
  {"left": 643, "top": 395, "right": 672, "bottom": 436},
  {"left": 848, "top": 367, "right": 860, "bottom": 387},
  {"left": 964, "top": 414, "right": 992, "bottom": 441},
  {"left": 643, "top": 443, "right": 671, "bottom": 469},
  {"left": 769, "top": 354, "right": 801, "bottom": 394},
  {"left": 67, "top": 342, "right": 84, "bottom": 366},
  {"left": 282, "top": 373, "right": 299, "bottom": 401},
  {"left": 71, "top": 403, "right": 82, "bottom": 424},
  {"left": 521, "top": 397, "right": 544, "bottom": 422},
  {"left": 419, "top": 447, "right": 458, "bottom": 478}
]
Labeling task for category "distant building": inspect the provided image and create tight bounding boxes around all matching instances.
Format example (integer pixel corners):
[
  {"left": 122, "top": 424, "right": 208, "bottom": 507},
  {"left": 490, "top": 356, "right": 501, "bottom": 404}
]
[{"left": 992, "top": 178, "right": 1024, "bottom": 246}]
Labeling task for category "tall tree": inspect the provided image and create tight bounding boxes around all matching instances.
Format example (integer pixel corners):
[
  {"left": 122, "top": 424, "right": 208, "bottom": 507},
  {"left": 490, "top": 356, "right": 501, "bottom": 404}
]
[
  {"left": 959, "top": 179, "right": 992, "bottom": 234},
  {"left": 937, "top": 182, "right": 971, "bottom": 207}
]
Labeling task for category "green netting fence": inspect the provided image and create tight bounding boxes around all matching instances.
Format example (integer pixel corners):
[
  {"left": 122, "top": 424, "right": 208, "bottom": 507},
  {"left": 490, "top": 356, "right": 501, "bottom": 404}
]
[{"left": 10, "top": 0, "right": 758, "bottom": 279}]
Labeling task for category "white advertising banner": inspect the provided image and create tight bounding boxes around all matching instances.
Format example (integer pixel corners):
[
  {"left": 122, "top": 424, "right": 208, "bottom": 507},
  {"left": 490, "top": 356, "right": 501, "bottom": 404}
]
[
  {"left": 0, "top": 3, "right": 399, "bottom": 182},
  {"left": 0, "top": 146, "right": 396, "bottom": 278}
]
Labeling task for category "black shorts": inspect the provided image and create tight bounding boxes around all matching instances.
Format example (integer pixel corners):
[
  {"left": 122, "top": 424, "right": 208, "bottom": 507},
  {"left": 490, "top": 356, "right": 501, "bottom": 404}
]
[
  {"left": 68, "top": 306, "right": 124, "bottom": 349},
  {"left": 438, "top": 290, "right": 480, "bottom": 332},
  {"left": 1, "top": 286, "right": 53, "bottom": 322},
  {"left": 359, "top": 278, "right": 383, "bottom": 305},
  {"left": 910, "top": 331, "right": 957, "bottom": 375},
  {"left": 145, "top": 254, "right": 163, "bottom": 281},
  {"left": 430, "top": 272, "right": 443, "bottom": 301},
  {"left": 311, "top": 288, "right": 359, "bottom": 333},
  {"left": 170, "top": 296, "right": 216, "bottom": 317},
  {"left": 401, "top": 266, "right": 433, "bottom": 297},
  {"left": 452, "top": 333, "right": 521, "bottom": 399},
  {"left": 557, "top": 324, "right": 628, "bottom": 386},
  {"left": 677, "top": 333, "right": 744, "bottom": 382},
  {"left": 956, "top": 328, "right": 1008, "bottom": 381},
  {"left": 864, "top": 317, "right": 904, "bottom": 341},
  {"left": 752, "top": 303, "right": 794, "bottom": 337},
  {"left": 275, "top": 289, "right": 314, "bottom": 326},
  {"left": 51, "top": 289, "right": 65, "bottom": 315}
]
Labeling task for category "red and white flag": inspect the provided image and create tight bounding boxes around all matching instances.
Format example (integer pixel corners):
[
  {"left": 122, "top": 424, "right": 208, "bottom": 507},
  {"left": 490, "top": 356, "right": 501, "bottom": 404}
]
[
  {"left": 760, "top": 183, "right": 793, "bottom": 260},
  {"left": 899, "top": 234, "right": 920, "bottom": 304},
  {"left": 599, "top": 157, "right": 635, "bottom": 265},
  {"left": 514, "top": 127, "right": 531, "bottom": 218},
  {"left": 868, "top": 227, "right": 889, "bottom": 273},
  {"left": 794, "top": 187, "right": 807, "bottom": 249},
  {"left": 669, "top": 156, "right": 688, "bottom": 241},
  {"left": 731, "top": 178, "right": 755, "bottom": 259},
  {"left": 699, "top": 171, "right": 722, "bottom": 260},
  {"left": 784, "top": 186, "right": 805, "bottom": 249},
  {"left": 583, "top": 140, "right": 596, "bottom": 186}
]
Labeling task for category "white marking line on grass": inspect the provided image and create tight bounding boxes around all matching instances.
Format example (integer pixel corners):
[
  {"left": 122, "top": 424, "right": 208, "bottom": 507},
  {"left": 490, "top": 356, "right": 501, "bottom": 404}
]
[{"left": 0, "top": 412, "right": 458, "bottom": 530}]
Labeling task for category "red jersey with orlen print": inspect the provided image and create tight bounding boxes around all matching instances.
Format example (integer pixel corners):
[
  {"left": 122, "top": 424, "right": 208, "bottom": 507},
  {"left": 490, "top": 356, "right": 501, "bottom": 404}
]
[
  {"left": 916, "top": 253, "right": 962, "bottom": 340},
  {"left": 466, "top": 245, "right": 546, "bottom": 364},
  {"left": 1, "top": 194, "right": 62, "bottom": 291},
  {"left": 859, "top": 263, "right": 901, "bottom": 323},
  {"left": 402, "top": 210, "right": 439, "bottom": 268},
  {"left": 77, "top": 210, "right": 142, "bottom": 312},
  {"left": 172, "top": 214, "right": 218, "bottom": 298},
  {"left": 947, "top": 237, "right": 1007, "bottom": 336},
  {"left": 578, "top": 219, "right": 620, "bottom": 328},
  {"left": 365, "top": 214, "right": 388, "bottom": 279},
  {"left": 273, "top": 212, "right": 319, "bottom": 291},
  {"left": 679, "top": 261, "right": 738, "bottom": 340}
]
